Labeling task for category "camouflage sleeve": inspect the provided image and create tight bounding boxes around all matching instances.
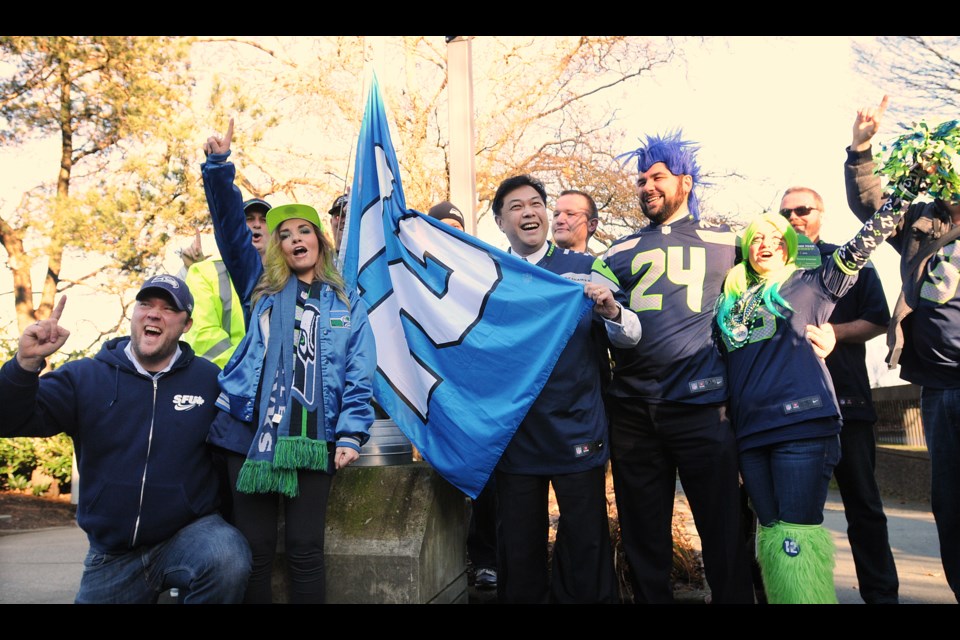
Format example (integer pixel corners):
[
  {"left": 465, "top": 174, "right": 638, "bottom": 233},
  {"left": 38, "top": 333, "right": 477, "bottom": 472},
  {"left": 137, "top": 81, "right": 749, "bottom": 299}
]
[{"left": 834, "top": 168, "right": 927, "bottom": 274}]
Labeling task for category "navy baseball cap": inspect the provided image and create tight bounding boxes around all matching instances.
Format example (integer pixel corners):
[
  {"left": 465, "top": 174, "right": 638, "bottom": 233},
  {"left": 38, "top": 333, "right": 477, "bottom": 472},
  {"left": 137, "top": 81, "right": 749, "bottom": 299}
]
[
  {"left": 428, "top": 201, "right": 465, "bottom": 227},
  {"left": 328, "top": 194, "right": 348, "bottom": 216},
  {"left": 243, "top": 198, "right": 272, "bottom": 216},
  {"left": 137, "top": 274, "right": 194, "bottom": 316}
]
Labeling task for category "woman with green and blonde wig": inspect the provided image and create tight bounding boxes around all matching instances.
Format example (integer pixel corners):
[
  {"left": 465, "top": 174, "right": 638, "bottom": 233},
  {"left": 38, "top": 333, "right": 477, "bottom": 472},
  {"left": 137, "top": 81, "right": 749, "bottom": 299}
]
[
  {"left": 716, "top": 171, "right": 929, "bottom": 604},
  {"left": 200, "top": 119, "right": 376, "bottom": 604},
  {"left": 716, "top": 213, "right": 799, "bottom": 340}
]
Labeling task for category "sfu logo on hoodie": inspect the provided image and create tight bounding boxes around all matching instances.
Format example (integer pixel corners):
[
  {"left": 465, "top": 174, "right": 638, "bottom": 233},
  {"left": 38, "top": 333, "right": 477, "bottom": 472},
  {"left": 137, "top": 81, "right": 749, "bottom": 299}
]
[{"left": 173, "top": 394, "right": 206, "bottom": 412}]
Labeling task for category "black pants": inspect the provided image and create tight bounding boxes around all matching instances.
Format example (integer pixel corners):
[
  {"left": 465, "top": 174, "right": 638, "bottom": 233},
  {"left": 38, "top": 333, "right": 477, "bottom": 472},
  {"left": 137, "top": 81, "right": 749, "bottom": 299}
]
[
  {"left": 496, "top": 465, "right": 618, "bottom": 603},
  {"left": 467, "top": 477, "right": 499, "bottom": 571},
  {"left": 834, "top": 419, "right": 899, "bottom": 603},
  {"left": 608, "top": 397, "right": 754, "bottom": 604},
  {"left": 226, "top": 452, "right": 333, "bottom": 604}
]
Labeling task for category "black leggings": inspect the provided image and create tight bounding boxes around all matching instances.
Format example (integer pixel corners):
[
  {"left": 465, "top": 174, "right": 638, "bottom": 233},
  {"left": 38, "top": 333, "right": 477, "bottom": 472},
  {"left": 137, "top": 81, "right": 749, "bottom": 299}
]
[{"left": 226, "top": 452, "right": 333, "bottom": 604}]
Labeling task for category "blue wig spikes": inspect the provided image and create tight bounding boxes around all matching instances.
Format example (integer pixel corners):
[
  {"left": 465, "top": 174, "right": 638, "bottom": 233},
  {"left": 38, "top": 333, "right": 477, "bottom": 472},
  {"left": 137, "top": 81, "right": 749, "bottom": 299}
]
[{"left": 618, "top": 130, "right": 704, "bottom": 220}]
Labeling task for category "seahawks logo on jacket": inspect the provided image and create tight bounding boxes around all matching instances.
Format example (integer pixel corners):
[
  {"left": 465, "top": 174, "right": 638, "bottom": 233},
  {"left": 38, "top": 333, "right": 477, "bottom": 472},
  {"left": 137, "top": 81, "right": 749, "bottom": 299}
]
[{"left": 330, "top": 313, "right": 351, "bottom": 328}]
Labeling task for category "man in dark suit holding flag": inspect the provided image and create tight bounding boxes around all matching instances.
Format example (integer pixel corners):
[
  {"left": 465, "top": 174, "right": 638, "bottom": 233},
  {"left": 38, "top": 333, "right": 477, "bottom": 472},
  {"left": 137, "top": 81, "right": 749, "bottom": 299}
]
[{"left": 491, "top": 174, "right": 641, "bottom": 603}]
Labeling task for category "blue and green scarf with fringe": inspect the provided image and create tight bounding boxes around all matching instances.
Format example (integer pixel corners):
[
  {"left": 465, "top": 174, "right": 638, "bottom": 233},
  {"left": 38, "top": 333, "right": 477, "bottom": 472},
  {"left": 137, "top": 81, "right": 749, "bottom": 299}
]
[{"left": 236, "top": 277, "right": 329, "bottom": 497}]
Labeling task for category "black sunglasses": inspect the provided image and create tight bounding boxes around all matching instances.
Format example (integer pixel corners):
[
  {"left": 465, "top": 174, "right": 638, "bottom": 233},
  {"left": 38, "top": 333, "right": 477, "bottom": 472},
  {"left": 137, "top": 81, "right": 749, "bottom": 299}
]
[{"left": 779, "top": 206, "right": 819, "bottom": 218}]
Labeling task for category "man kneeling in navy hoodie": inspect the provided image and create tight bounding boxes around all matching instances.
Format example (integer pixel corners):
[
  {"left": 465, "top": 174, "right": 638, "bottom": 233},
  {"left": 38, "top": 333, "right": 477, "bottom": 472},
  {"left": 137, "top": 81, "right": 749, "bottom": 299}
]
[{"left": 0, "top": 275, "right": 251, "bottom": 604}]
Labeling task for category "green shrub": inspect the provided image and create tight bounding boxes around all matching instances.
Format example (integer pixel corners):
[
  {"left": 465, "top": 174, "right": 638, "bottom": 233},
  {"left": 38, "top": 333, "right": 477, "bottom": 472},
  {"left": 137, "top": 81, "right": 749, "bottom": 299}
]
[
  {"left": 31, "top": 480, "right": 51, "bottom": 496},
  {"left": 32, "top": 436, "right": 74, "bottom": 489},
  {"left": 6, "top": 474, "right": 29, "bottom": 491},
  {"left": 0, "top": 435, "right": 74, "bottom": 493},
  {"left": 0, "top": 439, "right": 38, "bottom": 484}
]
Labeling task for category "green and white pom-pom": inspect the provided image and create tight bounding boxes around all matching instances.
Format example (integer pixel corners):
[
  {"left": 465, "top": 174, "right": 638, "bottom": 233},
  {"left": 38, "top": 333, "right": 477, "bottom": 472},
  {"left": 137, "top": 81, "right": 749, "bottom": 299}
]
[{"left": 875, "top": 119, "right": 960, "bottom": 202}]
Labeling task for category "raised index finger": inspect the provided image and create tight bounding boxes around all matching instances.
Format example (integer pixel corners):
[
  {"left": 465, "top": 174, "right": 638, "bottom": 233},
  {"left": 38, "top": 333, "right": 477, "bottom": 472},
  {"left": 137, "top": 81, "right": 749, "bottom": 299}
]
[
  {"left": 875, "top": 94, "right": 889, "bottom": 120},
  {"left": 223, "top": 117, "right": 234, "bottom": 148},
  {"left": 50, "top": 295, "right": 67, "bottom": 321}
]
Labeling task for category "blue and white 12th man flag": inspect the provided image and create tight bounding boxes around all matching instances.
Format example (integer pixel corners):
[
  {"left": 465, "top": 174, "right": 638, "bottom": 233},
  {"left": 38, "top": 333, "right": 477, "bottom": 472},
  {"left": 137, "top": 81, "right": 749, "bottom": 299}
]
[{"left": 342, "top": 75, "right": 591, "bottom": 498}]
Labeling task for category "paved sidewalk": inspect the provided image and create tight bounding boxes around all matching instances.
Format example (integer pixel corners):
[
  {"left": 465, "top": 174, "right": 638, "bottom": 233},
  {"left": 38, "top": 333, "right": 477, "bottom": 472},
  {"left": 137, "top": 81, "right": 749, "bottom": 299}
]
[
  {"left": 0, "top": 487, "right": 955, "bottom": 604},
  {"left": 826, "top": 490, "right": 953, "bottom": 604},
  {"left": 0, "top": 525, "right": 84, "bottom": 604},
  {"left": 677, "top": 484, "right": 955, "bottom": 604}
]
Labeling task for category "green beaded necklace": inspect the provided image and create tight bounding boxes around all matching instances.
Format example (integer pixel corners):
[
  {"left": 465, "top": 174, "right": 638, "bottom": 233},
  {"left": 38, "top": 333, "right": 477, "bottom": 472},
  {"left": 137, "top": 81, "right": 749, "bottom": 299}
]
[{"left": 726, "top": 281, "right": 766, "bottom": 345}]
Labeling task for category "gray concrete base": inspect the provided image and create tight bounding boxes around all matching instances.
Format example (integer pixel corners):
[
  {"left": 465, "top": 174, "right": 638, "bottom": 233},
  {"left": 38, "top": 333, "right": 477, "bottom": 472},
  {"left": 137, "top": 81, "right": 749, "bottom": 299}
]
[
  {"left": 876, "top": 446, "right": 931, "bottom": 505},
  {"left": 272, "top": 462, "right": 468, "bottom": 603}
]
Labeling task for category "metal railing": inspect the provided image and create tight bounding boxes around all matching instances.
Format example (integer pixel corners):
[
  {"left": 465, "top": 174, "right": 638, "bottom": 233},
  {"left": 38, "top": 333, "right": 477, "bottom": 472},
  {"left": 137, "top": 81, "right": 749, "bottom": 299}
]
[{"left": 871, "top": 383, "right": 926, "bottom": 447}]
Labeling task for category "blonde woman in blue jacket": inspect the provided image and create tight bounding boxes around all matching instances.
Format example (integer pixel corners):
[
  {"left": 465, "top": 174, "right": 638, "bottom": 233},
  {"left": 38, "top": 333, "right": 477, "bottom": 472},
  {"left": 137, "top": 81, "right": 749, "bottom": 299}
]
[{"left": 202, "top": 119, "right": 376, "bottom": 603}]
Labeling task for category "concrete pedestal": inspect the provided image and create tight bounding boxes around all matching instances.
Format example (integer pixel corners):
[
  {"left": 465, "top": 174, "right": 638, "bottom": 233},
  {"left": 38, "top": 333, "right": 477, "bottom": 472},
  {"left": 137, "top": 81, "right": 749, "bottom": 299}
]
[
  {"left": 272, "top": 462, "right": 468, "bottom": 603},
  {"left": 876, "top": 446, "right": 931, "bottom": 504}
]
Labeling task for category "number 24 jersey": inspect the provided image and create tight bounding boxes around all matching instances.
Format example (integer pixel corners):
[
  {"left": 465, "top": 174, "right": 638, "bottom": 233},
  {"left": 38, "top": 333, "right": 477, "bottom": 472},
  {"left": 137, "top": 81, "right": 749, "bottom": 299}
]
[{"left": 603, "top": 215, "right": 737, "bottom": 405}]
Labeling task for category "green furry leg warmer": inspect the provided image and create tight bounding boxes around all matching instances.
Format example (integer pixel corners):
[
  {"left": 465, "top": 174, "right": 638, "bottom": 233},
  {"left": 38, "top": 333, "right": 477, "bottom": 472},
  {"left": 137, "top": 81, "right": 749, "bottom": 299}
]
[{"left": 757, "top": 522, "right": 838, "bottom": 604}]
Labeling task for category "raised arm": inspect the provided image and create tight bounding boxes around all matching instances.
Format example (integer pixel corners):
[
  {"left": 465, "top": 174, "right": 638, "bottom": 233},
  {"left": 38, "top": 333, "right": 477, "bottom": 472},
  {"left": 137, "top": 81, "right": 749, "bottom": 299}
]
[
  {"left": 1, "top": 296, "right": 75, "bottom": 438},
  {"left": 835, "top": 165, "right": 929, "bottom": 280},
  {"left": 200, "top": 118, "right": 263, "bottom": 321}
]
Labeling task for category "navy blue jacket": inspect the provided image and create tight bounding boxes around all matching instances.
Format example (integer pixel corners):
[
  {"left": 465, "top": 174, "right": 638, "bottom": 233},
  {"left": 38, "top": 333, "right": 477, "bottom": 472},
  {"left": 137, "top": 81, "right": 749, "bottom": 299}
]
[
  {"left": 720, "top": 260, "right": 852, "bottom": 452},
  {"left": 497, "top": 244, "right": 640, "bottom": 474},
  {"left": 819, "top": 242, "right": 890, "bottom": 423},
  {"left": 0, "top": 339, "right": 222, "bottom": 553}
]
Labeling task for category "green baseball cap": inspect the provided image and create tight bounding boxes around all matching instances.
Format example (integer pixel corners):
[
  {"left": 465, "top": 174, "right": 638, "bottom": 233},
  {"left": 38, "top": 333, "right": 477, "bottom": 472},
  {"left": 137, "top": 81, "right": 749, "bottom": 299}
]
[{"left": 266, "top": 204, "right": 324, "bottom": 234}]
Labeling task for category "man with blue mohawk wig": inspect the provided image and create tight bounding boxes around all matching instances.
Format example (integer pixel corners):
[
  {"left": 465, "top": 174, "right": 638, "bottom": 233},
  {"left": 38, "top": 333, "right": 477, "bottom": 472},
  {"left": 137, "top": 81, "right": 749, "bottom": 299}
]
[
  {"left": 620, "top": 130, "right": 705, "bottom": 221},
  {"left": 601, "top": 131, "right": 756, "bottom": 604}
]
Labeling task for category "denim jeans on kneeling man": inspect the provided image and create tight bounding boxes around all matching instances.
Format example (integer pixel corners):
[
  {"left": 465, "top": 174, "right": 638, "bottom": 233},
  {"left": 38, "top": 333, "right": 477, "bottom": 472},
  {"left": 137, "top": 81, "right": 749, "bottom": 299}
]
[{"left": 74, "top": 513, "right": 251, "bottom": 604}]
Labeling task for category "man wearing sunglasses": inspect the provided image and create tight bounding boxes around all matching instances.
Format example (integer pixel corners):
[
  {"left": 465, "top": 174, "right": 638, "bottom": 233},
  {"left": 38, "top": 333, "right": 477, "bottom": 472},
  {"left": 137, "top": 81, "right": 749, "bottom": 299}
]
[
  {"left": 780, "top": 187, "right": 899, "bottom": 604},
  {"left": 328, "top": 193, "right": 348, "bottom": 252}
]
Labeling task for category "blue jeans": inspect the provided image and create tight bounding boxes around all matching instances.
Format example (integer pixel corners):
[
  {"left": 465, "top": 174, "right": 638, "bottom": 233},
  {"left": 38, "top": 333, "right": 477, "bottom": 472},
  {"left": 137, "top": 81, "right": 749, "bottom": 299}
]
[
  {"left": 921, "top": 386, "right": 960, "bottom": 601},
  {"left": 74, "top": 513, "right": 251, "bottom": 604},
  {"left": 739, "top": 435, "right": 840, "bottom": 527}
]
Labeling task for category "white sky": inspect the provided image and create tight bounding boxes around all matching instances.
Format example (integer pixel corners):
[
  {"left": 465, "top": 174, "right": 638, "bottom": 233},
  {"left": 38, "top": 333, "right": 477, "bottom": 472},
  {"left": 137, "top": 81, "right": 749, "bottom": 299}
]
[{"left": 0, "top": 36, "right": 921, "bottom": 385}]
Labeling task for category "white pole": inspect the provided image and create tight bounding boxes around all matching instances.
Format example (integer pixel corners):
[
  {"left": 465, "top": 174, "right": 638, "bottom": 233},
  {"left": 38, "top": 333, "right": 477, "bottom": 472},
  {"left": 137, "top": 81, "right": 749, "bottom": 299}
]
[{"left": 446, "top": 37, "right": 478, "bottom": 235}]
